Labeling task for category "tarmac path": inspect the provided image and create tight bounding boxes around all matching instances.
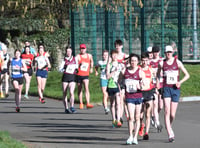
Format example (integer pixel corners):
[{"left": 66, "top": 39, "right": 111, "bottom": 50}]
[{"left": 0, "top": 93, "right": 200, "bottom": 148}]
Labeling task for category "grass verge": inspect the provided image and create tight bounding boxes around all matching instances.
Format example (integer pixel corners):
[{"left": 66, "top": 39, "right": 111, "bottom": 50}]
[{"left": 0, "top": 131, "right": 27, "bottom": 148}]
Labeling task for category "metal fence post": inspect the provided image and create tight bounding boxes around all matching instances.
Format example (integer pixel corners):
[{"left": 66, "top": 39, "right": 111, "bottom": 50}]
[
  {"left": 105, "top": 10, "right": 110, "bottom": 52},
  {"left": 161, "top": 0, "right": 165, "bottom": 57},
  {"left": 91, "top": 4, "right": 97, "bottom": 65},
  {"left": 193, "top": 0, "right": 198, "bottom": 60},
  {"left": 178, "top": 0, "right": 183, "bottom": 61},
  {"left": 70, "top": 0, "right": 75, "bottom": 56},
  {"left": 141, "top": 0, "right": 145, "bottom": 53},
  {"left": 128, "top": 0, "right": 133, "bottom": 54}
]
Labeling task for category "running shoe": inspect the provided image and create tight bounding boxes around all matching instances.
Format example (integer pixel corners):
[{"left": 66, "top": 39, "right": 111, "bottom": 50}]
[
  {"left": 139, "top": 123, "right": 145, "bottom": 137},
  {"left": 0, "top": 92, "right": 4, "bottom": 98},
  {"left": 65, "top": 109, "right": 71, "bottom": 114},
  {"left": 169, "top": 137, "right": 175, "bottom": 143},
  {"left": 157, "top": 124, "right": 163, "bottom": 133},
  {"left": 70, "top": 107, "right": 77, "bottom": 113},
  {"left": 24, "top": 94, "right": 29, "bottom": 100},
  {"left": 79, "top": 103, "right": 84, "bottom": 109},
  {"left": 104, "top": 108, "right": 110, "bottom": 114},
  {"left": 126, "top": 136, "right": 133, "bottom": 145},
  {"left": 16, "top": 107, "right": 20, "bottom": 112},
  {"left": 5, "top": 94, "right": 9, "bottom": 98},
  {"left": 143, "top": 133, "right": 149, "bottom": 140},
  {"left": 116, "top": 121, "right": 122, "bottom": 128},
  {"left": 39, "top": 98, "right": 45, "bottom": 104},
  {"left": 86, "top": 103, "right": 93, "bottom": 109},
  {"left": 112, "top": 120, "right": 117, "bottom": 128},
  {"left": 132, "top": 138, "right": 138, "bottom": 145}
]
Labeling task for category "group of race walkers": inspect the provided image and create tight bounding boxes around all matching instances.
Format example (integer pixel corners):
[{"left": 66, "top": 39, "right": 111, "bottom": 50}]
[
  {"left": 0, "top": 39, "right": 190, "bottom": 145},
  {"left": 0, "top": 41, "right": 51, "bottom": 112}
]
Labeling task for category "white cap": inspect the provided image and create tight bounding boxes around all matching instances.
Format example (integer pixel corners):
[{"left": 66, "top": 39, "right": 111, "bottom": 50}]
[
  {"left": 147, "top": 47, "right": 152, "bottom": 52},
  {"left": 165, "top": 45, "right": 173, "bottom": 52}
]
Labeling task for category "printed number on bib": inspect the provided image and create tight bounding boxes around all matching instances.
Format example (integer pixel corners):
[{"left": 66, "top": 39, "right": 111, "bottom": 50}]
[
  {"left": 25, "top": 60, "right": 31, "bottom": 66},
  {"left": 12, "top": 67, "right": 20, "bottom": 75},
  {"left": 38, "top": 58, "right": 47, "bottom": 69},
  {"left": 166, "top": 72, "right": 178, "bottom": 84},
  {"left": 80, "top": 62, "right": 89, "bottom": 71},
  {"left": 65, "top": 65, "right": 75, "bottom": 74},
  {"left": 125, "top": 79, "right": 138, "bottom": 93}
]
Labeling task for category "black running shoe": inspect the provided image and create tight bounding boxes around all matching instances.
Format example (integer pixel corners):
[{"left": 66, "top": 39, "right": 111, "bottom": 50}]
[
  {"left": 169, "top": 137, "right": 175, "bottom": 143},
  {"left": 143, "top": 133, "right": 149, "bottom": 140}
]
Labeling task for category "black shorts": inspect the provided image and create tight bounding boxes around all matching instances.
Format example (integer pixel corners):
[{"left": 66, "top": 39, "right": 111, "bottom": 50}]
[
  {"left": 107, "top": 87, "right": 120, "bottom": 97},
  {"left": 158, "top": 87, "right": 164, "bottom": 98},
  {"left": 23, "top": 68, "right": 33, "bottom": 76},
  {"left": 142, "top": 89, "right": 155, "bottom": 102},
  {"left": 12, "top": 77, "right": 24, "bottom": 85},
  {"left": 76, "top": 75, "right": 89, "bottom": 83},
  {"left": 1, "top": 69, "right": 9, "bottom": 74},
  {"left": 62, "top": 73, "right": 76, "bottom": 83}
]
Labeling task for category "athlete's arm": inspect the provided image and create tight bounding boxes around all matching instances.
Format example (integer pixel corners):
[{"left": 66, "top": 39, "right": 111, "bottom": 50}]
[
  {"left": 0, "top": 58, "right": 4, "bottom": 71},
  {"left": 106, "top": 63, "right": 111, "bottom": 79},
  {"left": 176, "top": 60, "right": 190, "bottom": 88},
  {"left": 89, "top": 54, "right": 94, "bottom": 73},
  {"left": 156, "top": 61, "right": 163, "bottom": 89},
  {"left": 21, "top": 59, "right": 27, "bottom": 72},
  {"left": 95, "top": 62, "right": 99, "bottom": 76},
  {"left": 139, "top": 69, "right": 146, "bottom": 90},
  {"left": 59, "top": 59, "right": 65, "bottom": 72},
  {"left": 46, "top": 57, "right": 51, "bottom": 69}
]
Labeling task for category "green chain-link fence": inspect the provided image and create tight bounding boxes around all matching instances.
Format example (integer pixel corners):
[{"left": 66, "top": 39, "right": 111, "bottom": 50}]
[{"left": 70, "top": 0, "right": 200, "bottom": 64}]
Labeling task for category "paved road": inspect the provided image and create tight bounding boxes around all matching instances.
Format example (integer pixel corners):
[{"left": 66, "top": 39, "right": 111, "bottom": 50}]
[{"left": 0, "top": 93, "right": 200, "bottom": 148}]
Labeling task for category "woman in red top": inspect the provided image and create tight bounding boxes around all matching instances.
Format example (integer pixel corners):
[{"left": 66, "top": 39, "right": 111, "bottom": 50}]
[
  {"left": 21, "top": 46, "right": 34, "bottom": 99},
  {"left": 76, "top": 44, "right": 94, "bottom": 109}
]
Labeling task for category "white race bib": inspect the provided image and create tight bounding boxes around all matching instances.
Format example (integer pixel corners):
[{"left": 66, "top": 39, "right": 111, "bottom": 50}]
[
  {"left": 12, "top": 66, "right": 20, "bottom": 75},
  {"left": 166, "top": 71, "right": 178, "bottom": 84},
  {"left": 37, "top": 57, "right": 47, "bottom": 69},
  {"left": 65, "top": 65, "right": 75, "bottom": 74},
  {"left": 80, "top": 62, "right": 89, "bottom": 71},
  {"left": 125, "top": 79, "right": 138, "bottom": 93}
]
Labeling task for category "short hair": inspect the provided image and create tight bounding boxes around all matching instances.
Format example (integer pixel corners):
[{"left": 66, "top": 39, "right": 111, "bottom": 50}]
[
  {"left": 114, "top": 39, "right": 123, "bottom": 46},
  {"left": 110, "top": 50, "right": 118, "bottom": 56},
  {"left": 65, "top": 45, "right": 72, "bottom": 50},
  {"left": 103, "top": 50, "right": 109, "bottom": 54},
  {"left": 152, "top": 46, "right": 160, "bottom": 53},
  {"left": 141, "top": 52, "right": 149, "bottom": 59},
  {"left": 128, "top": 53, "right": 140, "bottom": 63},
  {"left": 23, "top": 46, "right": 31, "bottom": 54},
  {"left": 38, "top": 43, "right": 46, "bottom": 52},
  {"left": 14, "top": 49, "right": 21, "bottom": 54}
]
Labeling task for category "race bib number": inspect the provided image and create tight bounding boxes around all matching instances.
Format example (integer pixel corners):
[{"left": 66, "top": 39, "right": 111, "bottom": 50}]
[
  {"left": 25, "top": 60, "right": 31, "bottom": 66},
  {"left": 125, "top": 79, "right": 138, "bottom": 93},
  {"left": 37, "top": 58, "right": 47, "bottom": 69},
  {"left": 12, "top": 66, "right": 20, "bottom": 75},
  {"left": 80, "top": 62, "right": 89, "bottom": 71},
  {"left": 166, "top": 72, "right": 178, "bottom": 84},
  {"left": 65, "top": 65, "right": 75, "bottom": 74}
]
